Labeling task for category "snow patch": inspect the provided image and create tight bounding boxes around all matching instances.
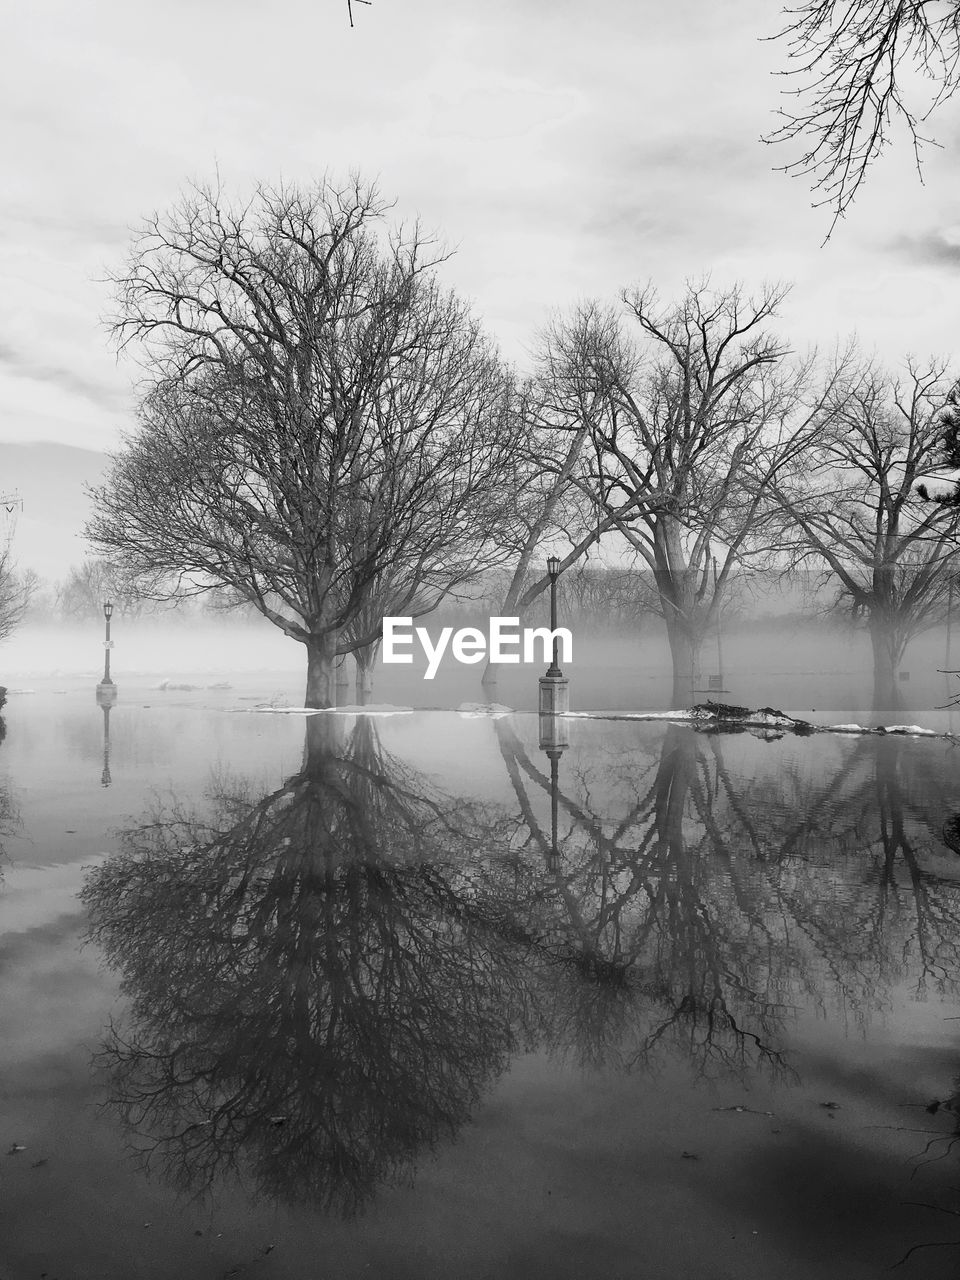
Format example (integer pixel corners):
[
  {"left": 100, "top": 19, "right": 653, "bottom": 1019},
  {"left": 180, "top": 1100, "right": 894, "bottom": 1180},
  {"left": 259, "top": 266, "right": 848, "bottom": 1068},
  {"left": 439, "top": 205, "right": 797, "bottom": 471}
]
[
  {"left": 914, "top": 470, "right": 960, "bottom": 499},
  {"left": 457, "top": 702, "right": 514, "bottom": 718},
  {"left": 326, "top": 704, "right": 413, "bottom": 717},
  {"left": 563, "top": 710, "right": 694, "bottom": 722},
  {"left": 247, "top": 705, "right": 323, "bottom": 715},
  {"left": 744, "top": 711, "right": 797, "bottom": 728}
]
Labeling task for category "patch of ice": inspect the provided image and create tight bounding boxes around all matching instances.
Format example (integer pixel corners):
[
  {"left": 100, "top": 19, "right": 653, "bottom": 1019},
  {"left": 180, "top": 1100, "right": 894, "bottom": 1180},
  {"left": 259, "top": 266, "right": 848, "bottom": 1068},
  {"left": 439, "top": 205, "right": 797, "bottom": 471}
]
[
  {"left": 326, "top": 704, "right": 414, "bottom": 716},
  {"left": 746, "top": 711, "right": 798, "bottom": 728},
  {"left": 829, "top": 724, "right": 869, "bottom": 733},
  {"left": 883, "top": 724, "right": 937, "bottom": 736},
  {"left": 249, "top": 706, "right": 322, "bottom": 715},
  {"left": 563, "top": 710, "right": 694, "bottom": 721},
  {"left": 457, "top": 702, "right": 513, "bottom": 718}
]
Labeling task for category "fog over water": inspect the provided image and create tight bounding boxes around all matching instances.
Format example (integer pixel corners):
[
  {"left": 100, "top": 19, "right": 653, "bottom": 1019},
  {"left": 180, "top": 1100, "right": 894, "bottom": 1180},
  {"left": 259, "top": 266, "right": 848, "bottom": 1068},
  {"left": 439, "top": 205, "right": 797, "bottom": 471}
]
[{"left": 5, "top": 610, "right": 959, "bottom": 728}]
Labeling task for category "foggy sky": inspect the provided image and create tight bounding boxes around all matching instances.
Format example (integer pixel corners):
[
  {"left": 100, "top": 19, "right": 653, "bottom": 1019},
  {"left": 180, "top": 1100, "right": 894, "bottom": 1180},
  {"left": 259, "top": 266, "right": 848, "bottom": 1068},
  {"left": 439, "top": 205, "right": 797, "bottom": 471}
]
[{"left": 2, "top": 0, "right": 959, "bottom": 455}]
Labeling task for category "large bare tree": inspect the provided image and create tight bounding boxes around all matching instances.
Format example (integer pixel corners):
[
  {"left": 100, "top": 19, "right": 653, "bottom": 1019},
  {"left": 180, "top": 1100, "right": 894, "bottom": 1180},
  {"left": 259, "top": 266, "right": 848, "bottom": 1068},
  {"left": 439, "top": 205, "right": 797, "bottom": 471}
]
[
  {"left": 769, "top": 356, "right": 960, "bottom": 707},
  {"left": 539, "top": 282, "right": 826, "bottom": 706},
  {"left": 87, "top": 178, "right": 521, "bottom": 706}
]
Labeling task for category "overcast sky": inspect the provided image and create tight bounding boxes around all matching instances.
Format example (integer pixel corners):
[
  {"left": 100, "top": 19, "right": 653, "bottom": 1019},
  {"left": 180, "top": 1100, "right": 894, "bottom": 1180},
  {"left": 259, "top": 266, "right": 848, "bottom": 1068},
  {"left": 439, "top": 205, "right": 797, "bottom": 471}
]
[{"left": 2, "top": 0, "right": 959, "bottom": 456}]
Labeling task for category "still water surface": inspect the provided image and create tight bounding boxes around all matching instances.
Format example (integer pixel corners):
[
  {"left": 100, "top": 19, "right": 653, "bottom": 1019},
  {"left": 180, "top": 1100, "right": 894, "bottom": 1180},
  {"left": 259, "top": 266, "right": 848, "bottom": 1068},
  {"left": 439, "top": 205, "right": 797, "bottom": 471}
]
[{"left": 3, "top": 683, "right": 960, "bottom": 1278}]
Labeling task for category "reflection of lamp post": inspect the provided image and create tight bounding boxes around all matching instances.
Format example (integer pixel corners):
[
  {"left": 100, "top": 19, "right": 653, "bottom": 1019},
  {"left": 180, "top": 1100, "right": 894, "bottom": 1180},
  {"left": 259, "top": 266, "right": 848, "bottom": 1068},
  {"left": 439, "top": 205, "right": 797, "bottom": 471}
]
[
  {"left": 539, "top": 713, "right": 569, "bottom": 874},
  {"left": 102, "top": 601, "right": 114, "bottom": 685},
  {"left": 546, "top": 749, "right": 562, "bottom": 872},
  {"left": 545, "top": 555, "right": 562, "bottom": 678},
  {"left": 100, "top": 700, "right": 112, "bottom": 787}
]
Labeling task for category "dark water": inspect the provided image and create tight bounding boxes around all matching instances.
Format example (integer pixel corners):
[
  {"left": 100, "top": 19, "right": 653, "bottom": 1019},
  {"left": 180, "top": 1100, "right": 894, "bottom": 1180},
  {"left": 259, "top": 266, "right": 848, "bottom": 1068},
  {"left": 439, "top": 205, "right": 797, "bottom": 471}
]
[{"left": 3, "top": 685, "right": 960, "bottom": 1278}]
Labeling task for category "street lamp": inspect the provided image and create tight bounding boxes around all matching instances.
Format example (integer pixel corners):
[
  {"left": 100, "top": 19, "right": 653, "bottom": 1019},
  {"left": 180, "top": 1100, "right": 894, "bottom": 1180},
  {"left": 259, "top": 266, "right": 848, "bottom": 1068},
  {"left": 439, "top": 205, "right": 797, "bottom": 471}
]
[
  {"left": 102, "top": 600, "right": 114, "bottom": 685},
  {"left": 545, "top": 555, "right": 563, "bottom": 678},
  {"left": 96, "top": 599, "right": 118, "bottom": 718}
]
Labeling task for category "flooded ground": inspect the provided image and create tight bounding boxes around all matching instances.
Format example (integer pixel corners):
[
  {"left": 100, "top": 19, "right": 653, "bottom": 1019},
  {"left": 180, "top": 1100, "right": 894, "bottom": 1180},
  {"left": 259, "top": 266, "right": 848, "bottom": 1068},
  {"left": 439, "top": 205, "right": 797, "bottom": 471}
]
[{"left": 3, "top": 674, "right": 960, "bottom": 1278}]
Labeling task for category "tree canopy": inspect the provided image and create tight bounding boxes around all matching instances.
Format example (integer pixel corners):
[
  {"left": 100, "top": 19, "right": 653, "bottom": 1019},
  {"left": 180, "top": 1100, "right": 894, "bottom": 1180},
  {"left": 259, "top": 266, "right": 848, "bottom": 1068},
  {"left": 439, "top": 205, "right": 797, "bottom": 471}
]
[{"left": 87, "top": 178, "right": 523, "bottom": 705}]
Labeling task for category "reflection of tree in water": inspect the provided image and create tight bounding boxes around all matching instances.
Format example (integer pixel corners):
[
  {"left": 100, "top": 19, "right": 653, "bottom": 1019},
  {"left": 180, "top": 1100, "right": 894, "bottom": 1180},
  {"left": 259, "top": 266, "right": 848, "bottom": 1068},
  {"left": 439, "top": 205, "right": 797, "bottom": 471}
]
[
  {"left": 0, "top": 746, "right": 18, "bottom": 867},
  {"left": 751, "top": 733, "right": 960, "bottom": 1001},
  {"left": 499, "top": 722, "right": 796, "bottom": 1077},
  {"left": 83, "top": 714, "right": 960, "bottom": 1215},
  {"left": 497, "top": 720, "right": 960, "bottom": 1076},
  {"left": 82, "top": 715, "right": 537, "bottom": 1214}
]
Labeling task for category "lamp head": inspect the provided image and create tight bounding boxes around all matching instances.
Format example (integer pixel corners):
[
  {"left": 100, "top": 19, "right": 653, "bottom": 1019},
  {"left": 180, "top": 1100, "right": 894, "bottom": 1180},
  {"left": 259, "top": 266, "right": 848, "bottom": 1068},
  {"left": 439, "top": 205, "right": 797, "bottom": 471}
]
[
  {"left": 547, "top": 555, "right": 560, "bottom": 579},
  {"left": 103, "top": 601, "right": 114, "bottom": 619}
]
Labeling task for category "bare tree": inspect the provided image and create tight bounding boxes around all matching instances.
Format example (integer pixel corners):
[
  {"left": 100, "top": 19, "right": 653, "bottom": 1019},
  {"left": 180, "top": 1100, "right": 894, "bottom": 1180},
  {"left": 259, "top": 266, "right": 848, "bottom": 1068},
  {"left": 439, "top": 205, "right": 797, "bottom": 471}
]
[
  {"left": 479, "top": 383, "right": 630, "bottom": 684},
  {"left": 57, "top": 558, "right": 143, "bottom": 620},
  {"left": 766, "top": 0, "right": 960, "bottom": 226},
  {"left": 915, "top": 377, "right": 960, "bottom": 503},
  {"left": 87, "top": 178, "right": 521, "bottom": 707},
  {"left": 769, "top": 355, "right": 960, "bottom": 707},
  {"left": 0, "top": 548, "right": 34, "bottom": 643},
  {"left": 539, "top": 282, "right": 825, "bottom": 706}
]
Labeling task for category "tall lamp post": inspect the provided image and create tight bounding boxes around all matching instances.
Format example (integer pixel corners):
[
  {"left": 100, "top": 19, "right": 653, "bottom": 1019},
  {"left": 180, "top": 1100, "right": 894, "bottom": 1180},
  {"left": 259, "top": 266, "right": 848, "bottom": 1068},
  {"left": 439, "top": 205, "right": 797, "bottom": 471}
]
[
  {"left": 545, "top": 555, "right": 563, "bottom": 678},
  {"left": 97, "top": 600, "right": 118, "bottom": 709},
  {"left": 538, "top": 555, "right": 570, "bottom": 718},
  {"left": 101, "top": 601, "right": 114, "bottom": 685}
]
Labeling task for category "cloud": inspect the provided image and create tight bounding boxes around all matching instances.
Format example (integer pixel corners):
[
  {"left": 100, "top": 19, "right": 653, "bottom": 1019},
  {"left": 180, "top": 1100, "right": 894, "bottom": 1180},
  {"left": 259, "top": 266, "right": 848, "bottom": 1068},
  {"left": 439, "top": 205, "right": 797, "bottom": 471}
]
[
  {"left": 2, "top": 0, "right": 958, "bottom": 448},
  {"left": 0, "top": 342, "right": 125, "bottom": 412},
  {"left": 418, "top": 72, "right": 584, "bottom": 142},
  {"left": 889, "top": 228, "right": 960, "bottom": 269},
  {"left": 0, "top": 206, "right": 128, "bottom": 250}
]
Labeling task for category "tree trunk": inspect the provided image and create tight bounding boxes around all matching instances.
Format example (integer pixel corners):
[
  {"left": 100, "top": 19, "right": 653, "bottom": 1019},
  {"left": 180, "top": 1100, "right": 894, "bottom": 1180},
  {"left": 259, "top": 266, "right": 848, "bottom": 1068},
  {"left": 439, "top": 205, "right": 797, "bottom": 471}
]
[
  {"left": 355, "top": 657, "right": 374, "bottom": 706},
  {"left": 305, "top": 636, "right": 337, "bottom": 709},
  {"left": 666, "top": 623, "right": 700, "bottom": 709},
  {"left": 870, "top": 619, "right": 902, "bottom": 713},
  {"left": 334, "top": 652, "right": 350, "bottom": 704}
]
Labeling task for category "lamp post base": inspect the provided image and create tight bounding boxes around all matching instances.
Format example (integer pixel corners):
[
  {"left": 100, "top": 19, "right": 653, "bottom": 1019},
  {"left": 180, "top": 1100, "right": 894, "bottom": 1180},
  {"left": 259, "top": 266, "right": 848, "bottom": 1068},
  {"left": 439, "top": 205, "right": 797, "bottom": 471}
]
[
  {"left": 538, "top": 674, "right": 569, "bottom": 717},
  {"left": 96, "top": 681, "right": 118, "bottom": 708}
]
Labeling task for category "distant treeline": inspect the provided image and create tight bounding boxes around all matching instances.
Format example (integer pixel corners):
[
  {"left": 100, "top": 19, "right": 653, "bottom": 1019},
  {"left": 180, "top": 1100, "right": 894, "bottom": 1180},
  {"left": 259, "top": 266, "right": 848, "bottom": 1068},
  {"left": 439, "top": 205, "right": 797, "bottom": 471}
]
[{"left": 22, "top": 557, "right": 948, "bottom": 642}]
